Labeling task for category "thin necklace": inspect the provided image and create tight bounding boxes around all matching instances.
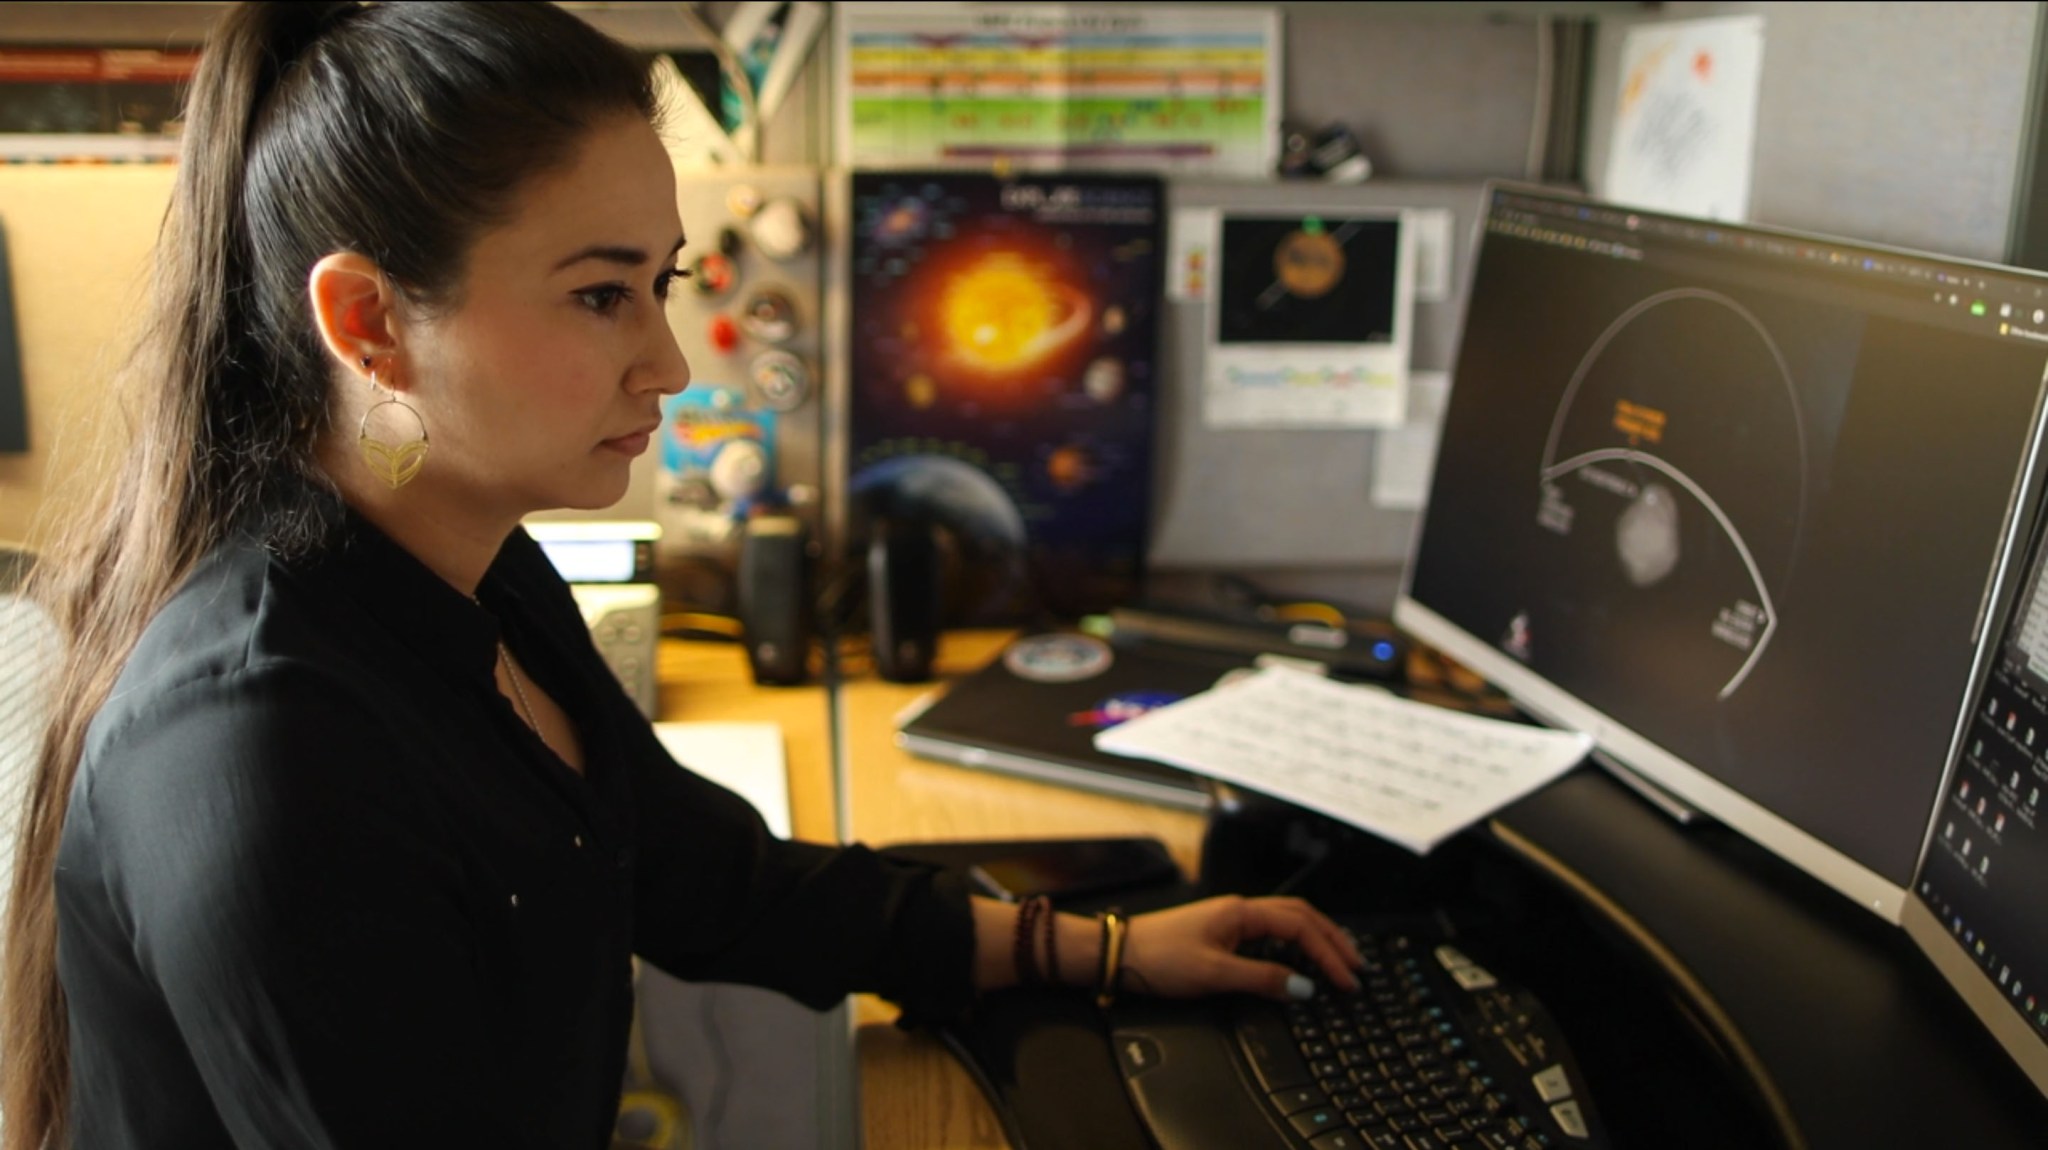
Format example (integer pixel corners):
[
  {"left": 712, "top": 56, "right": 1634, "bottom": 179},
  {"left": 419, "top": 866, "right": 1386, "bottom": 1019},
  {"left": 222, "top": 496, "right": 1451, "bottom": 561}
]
[{"left": 497, "top": 638, "right": 550, "bottom": 753}]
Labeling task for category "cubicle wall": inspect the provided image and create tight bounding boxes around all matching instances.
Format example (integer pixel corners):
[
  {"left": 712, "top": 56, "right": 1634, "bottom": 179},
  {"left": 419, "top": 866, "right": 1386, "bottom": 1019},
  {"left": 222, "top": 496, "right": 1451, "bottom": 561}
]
[{"left": 1145, "top": 179, "right": 1490, "bottom": 613}]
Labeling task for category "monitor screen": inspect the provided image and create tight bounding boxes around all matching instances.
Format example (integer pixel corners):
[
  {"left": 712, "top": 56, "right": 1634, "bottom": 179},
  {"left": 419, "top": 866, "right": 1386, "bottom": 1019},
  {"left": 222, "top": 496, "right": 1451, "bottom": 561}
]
[
  {"left": 1395, "top": 185, "right": 2048, "bottom": 920},
  {"left": 1906, "top": 493, "right": 2048, "bottom": 1098}
]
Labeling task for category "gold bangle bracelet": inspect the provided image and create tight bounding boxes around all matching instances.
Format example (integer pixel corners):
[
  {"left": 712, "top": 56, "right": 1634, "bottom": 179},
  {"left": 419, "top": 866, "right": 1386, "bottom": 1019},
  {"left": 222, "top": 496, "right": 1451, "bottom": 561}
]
[{"left": 1094, "top": 910, "right": 1128, "bottom": 1009}]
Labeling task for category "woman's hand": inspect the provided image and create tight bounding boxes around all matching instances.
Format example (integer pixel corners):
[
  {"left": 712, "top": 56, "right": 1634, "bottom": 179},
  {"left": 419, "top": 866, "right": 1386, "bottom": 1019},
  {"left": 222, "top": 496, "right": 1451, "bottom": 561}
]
[{"left": 1118, "top": 895, "right": 1363, "bottom": 1002}]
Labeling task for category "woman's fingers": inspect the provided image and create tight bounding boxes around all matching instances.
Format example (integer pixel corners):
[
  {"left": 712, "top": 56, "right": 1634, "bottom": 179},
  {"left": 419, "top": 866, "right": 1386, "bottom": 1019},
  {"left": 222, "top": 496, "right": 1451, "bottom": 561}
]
[{"left": 1236, "top": 897, "right": 1363, "bottom": 993}]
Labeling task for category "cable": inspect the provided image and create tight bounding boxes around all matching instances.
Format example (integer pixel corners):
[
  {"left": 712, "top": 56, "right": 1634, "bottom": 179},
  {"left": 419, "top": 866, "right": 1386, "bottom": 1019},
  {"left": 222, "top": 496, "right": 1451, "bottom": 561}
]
[{"left": 1524, "top": 13, "right": 1555, "bottom": 181}]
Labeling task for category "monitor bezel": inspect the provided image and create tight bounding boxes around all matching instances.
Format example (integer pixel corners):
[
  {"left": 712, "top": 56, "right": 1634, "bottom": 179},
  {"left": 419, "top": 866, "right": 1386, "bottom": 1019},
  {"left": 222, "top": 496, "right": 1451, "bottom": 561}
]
[
  {"left": 1901, "top": 447, "right": 2048, "bottom": 1103},
  {"left": 1901, "top": 896, "right": 2048, "bottom": 1099},
  {"left": 1393, "top": 180, "right": 2048, "bottom": 925}
]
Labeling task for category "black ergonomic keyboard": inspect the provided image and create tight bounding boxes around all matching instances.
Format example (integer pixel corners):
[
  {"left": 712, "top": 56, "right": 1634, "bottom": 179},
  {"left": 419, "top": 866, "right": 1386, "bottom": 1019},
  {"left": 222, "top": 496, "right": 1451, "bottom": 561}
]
[{"left": 1109, "top": 921, "right": 1606, "bottom": 1150}]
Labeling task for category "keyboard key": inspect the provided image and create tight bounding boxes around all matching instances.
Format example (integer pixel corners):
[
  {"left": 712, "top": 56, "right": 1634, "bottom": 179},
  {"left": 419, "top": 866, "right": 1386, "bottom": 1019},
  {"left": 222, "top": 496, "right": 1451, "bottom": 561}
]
[
  {"left": 1449, "top": 965, "right": 1499, "bottom": 991},
  {"left": 1237, "top": 1013, "right": 1311, "bottom": 1092},
  {"left": 1530, "top": 1065, "right": 1572, "bottom": 1103},
  {"left": 1270, "top": 1087, "right": 1327, "bottom": 1116},
  {"left": 1357, "top": 1128, "right": 1403, "bottom": 1150},
  {"left": 1291, "top": 1108, "right": 1344, "bottom": 1139},
  {"left": 1548, "top": 1100, "right": 1589, "bottom": 1140},
  {"left": 1311, "top": 1130, "right": 1368, "bottom": 1150}
]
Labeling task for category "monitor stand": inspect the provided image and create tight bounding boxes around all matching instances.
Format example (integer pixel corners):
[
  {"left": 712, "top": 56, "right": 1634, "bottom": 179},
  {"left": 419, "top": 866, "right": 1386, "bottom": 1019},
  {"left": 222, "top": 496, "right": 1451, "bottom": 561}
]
[{"left": 1590, "top": 748, "right": 1705, "bottom": 826}]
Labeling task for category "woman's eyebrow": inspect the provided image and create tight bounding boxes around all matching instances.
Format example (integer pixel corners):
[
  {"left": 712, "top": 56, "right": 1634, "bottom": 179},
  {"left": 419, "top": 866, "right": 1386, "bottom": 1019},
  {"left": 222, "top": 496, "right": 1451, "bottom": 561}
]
[{"left": 551, "top": 234, "right": 687, "bottom": 272}]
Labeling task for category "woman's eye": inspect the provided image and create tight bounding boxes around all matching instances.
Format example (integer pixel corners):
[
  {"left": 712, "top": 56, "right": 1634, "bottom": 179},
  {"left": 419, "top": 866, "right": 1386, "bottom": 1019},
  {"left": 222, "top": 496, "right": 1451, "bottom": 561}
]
[{"left": 574, "top": 284, "right": 631, "bottom": 314}]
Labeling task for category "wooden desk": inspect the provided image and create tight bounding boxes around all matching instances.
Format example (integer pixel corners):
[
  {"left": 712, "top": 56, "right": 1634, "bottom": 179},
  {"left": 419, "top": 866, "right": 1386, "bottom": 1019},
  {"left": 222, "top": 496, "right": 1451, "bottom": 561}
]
[
  {"left": 836, "top": 631, "right": 1206, "bottom": 1150},
  {"left": 659, "top": 632, "right": 1202, "bottom": 1149}
]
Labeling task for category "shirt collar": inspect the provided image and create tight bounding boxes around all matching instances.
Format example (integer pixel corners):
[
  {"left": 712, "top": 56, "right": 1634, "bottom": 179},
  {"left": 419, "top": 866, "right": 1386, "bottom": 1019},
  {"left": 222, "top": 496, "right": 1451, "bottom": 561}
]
[{"left": 285, "top": 508, "right": 521, "bottom": 684}]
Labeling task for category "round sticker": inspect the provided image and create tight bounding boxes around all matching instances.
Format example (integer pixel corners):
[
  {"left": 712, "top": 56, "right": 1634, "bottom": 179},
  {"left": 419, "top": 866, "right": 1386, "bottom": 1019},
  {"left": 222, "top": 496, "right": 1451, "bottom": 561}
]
[{"left": 1003, "top": 633, "right": 1114, "bottom": 683}]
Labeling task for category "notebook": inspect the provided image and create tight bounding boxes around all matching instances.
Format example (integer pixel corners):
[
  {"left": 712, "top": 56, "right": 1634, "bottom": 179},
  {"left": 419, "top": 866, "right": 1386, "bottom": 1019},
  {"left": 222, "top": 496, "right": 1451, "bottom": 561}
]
[{"left": 894, "top": 633, "right": 1254, "bottom": 810}]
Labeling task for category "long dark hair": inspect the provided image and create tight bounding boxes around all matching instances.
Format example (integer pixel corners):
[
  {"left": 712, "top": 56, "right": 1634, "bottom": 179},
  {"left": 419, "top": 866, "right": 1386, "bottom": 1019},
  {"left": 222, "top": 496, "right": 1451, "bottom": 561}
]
[{"left": 1, "top": 4, "right": 654, "bottom": 1143}]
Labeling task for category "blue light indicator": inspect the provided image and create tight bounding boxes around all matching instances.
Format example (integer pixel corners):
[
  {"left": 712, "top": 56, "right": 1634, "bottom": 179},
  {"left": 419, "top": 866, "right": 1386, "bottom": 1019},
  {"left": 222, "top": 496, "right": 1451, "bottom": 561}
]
[{"left": 1373, "top": 640, "right": 1397, "bottom": 662}]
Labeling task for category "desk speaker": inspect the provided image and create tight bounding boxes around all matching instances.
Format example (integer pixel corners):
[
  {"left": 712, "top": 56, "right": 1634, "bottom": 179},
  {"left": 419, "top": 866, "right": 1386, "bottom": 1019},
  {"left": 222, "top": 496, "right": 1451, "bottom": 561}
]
[
  {"left": 868, "top": 517, "right": 940, "bottom": 682},
  {"left": 739, "top": 515, "right": 811, "bottom": 685}
]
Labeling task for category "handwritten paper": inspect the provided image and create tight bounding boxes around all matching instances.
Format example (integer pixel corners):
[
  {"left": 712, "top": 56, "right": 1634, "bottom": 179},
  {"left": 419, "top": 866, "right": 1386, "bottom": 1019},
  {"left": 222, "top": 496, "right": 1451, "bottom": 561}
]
[
  {"left": 1603, "top": 15, "right": 1765, "bottom": 221},
  {"left": 1094, "top": 666, "right": 1592, "bottom": 854}
]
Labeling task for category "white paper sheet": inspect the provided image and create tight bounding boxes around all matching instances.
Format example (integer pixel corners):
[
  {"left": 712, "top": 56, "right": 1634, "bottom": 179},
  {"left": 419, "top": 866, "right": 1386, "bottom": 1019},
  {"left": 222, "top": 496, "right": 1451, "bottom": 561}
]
[
  {"left": 654, "top": 721, "right": 792, "bottom": 838},
  {"left": 1603, "top": 15, "right": 1766, "bottom": 221},
  {"left": 1094, "top": 666, "right": 1592, "bottom": 854}
]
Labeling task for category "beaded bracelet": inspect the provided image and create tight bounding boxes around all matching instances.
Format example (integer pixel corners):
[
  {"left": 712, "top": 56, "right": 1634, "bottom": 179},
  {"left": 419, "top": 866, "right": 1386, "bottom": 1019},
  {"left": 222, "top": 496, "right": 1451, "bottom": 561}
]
[
  {"left": 1013, "top": 895, "right": 1050, "bottom": 986},
  {"left": 1094, "top": 909, "right": 1128, "bottom": 1009}
]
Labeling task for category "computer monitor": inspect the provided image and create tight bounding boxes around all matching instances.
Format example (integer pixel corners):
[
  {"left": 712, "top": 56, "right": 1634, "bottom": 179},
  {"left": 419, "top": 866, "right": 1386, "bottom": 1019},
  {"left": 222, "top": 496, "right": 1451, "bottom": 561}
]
[
  {"left": 1905, "top": 492, "right": 2048, "bottom": 1098},
  {"left": 1394, "top": 184, "right": 2048, "bottom": 922}
]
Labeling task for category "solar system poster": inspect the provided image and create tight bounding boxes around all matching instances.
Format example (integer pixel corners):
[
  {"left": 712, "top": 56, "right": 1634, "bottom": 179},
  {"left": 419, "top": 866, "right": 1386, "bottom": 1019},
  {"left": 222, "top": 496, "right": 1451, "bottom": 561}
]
[{"left": 847, "top": 171, "right": 1165, "bottom": 624}]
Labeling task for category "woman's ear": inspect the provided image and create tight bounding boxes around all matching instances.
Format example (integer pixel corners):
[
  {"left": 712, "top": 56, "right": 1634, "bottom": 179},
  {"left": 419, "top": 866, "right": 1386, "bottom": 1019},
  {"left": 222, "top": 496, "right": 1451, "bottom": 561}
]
[{"left": 307, "top": 252, "right": 401, "bottom": 384}]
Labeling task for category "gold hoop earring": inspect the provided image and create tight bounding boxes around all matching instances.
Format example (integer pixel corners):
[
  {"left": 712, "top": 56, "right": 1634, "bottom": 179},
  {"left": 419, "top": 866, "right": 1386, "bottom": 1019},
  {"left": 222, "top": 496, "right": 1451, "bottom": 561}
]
[{"left": 356, "top": 356, "right": 430, "bottom": 490}]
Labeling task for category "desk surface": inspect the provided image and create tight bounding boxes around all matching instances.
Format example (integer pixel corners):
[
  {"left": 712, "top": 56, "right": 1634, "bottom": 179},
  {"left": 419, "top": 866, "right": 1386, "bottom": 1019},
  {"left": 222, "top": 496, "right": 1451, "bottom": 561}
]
[
  {"left": 663, "top": 630, "right": 2048, "bottom": 1150},
  {"left": 838, "top": 631, "right": 1204, "bottom": 1150},
  {"left": 660, "top": 630, "right": 1201, "bottom": 1149}
]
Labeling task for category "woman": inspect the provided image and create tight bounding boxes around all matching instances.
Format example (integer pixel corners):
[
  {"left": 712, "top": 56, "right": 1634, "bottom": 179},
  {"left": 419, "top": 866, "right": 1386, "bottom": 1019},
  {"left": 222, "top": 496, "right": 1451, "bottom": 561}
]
[{"left": 0, "top": 4, "right": 1362, "bottom": 1148}]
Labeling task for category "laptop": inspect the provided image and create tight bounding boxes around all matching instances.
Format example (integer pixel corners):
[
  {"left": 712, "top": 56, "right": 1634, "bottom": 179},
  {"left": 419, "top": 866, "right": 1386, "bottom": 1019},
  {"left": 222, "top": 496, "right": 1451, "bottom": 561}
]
[{"left": 894, "top": 632, "right": 1254, "bottom": 810}]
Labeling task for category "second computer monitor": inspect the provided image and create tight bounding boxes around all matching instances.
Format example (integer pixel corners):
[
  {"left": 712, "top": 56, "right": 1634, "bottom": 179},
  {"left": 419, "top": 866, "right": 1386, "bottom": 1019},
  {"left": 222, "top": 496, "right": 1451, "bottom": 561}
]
[{"left": 1396, "top": 185, "right": 2048, "bottom": 920}]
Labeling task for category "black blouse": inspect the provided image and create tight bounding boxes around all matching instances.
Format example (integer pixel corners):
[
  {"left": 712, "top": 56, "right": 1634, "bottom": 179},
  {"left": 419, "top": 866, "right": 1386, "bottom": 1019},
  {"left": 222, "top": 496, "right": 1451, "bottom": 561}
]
[{"left": 54, "top": 515, "right": 975, "bottom": 1149}]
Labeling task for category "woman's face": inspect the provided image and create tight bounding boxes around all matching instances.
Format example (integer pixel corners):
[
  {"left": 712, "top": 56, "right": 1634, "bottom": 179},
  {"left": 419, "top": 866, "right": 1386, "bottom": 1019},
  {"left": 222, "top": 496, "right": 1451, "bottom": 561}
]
[{"left": 398, "top": 113, "right": 691, "bottom": 522}]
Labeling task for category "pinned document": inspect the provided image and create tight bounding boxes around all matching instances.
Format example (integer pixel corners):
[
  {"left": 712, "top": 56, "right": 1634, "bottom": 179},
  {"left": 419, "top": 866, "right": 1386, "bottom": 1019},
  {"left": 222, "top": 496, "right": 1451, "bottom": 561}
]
[{"left": 1094, "top": 665, "right": 1591, "bottom": 854}]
